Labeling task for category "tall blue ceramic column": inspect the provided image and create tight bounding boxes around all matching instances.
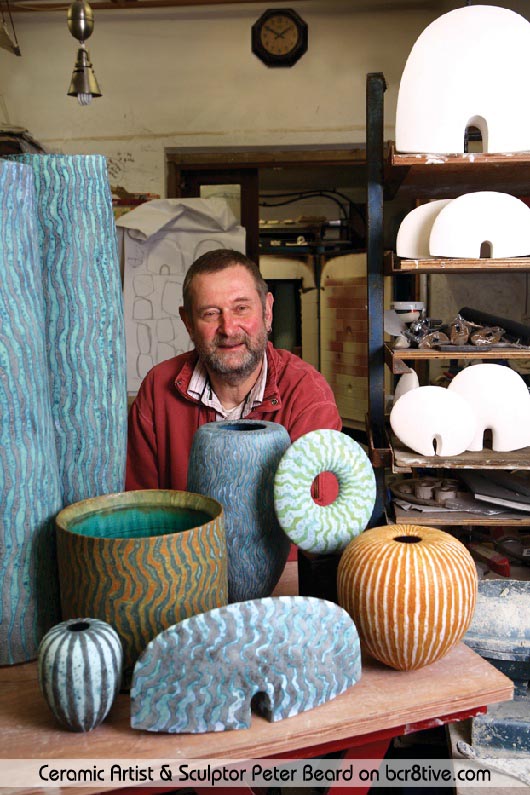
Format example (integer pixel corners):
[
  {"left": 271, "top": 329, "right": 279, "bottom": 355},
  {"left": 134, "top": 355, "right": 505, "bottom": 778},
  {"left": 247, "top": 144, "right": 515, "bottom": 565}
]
[
  {"left": 187, "top": 419, "right": 291, "bottom": 602},
  {"left": 11, "top": 155, "right": 127, "bottom": 503},
  {"left": 0, "top": 161, "right": 63, "bottom": 664}
]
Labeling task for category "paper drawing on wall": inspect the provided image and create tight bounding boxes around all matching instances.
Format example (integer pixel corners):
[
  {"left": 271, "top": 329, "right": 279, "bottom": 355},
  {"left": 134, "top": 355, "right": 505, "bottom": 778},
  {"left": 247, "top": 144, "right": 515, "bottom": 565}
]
[
  {"left": 390, "top": 364, "right": 530, "bottom": 456},
  {"left": 118, "top": 199, "right": 246, "bottom": 393},
  {"left": 395, "top": 5, "right": 530, "bottom": 154},
  {"left": 397, "top": 192, "right": 530, "bottom": 259},
  {"left": 123, "top": 231, "right": 189, "bottom": 386}
]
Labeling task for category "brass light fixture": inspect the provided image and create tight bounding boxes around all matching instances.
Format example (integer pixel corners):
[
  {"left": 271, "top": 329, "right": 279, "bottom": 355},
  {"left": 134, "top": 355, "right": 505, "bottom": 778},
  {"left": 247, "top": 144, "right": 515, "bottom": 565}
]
[{"left": 67, "top": 0, "right": 101, "bottom": 105}]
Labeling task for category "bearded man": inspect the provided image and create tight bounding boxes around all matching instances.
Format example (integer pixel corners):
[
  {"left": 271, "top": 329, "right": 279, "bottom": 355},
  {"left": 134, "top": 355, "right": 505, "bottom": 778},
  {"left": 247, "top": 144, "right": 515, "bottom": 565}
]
[{"left": 125, "top": 249, "right": 341, "bottom": 500}]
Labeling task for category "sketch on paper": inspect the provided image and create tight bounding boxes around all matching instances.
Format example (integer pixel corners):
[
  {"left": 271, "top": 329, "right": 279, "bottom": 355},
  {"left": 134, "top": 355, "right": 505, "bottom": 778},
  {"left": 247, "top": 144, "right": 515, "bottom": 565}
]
[{"left": 119, "top": 199, "right": 246, "bottom": 394}]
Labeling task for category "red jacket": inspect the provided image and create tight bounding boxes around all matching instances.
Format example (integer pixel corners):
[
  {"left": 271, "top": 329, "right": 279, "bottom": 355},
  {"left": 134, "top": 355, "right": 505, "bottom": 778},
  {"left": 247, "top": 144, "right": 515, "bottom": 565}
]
[{"left": 126, "top": 342, "right": 341, "bottom": 500}]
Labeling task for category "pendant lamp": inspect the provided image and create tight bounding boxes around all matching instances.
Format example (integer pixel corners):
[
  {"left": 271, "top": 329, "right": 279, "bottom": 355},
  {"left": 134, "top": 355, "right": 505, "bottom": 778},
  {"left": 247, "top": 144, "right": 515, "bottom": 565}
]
[{"left": 67, "top": 0, "right": 101, "bottom": 105}]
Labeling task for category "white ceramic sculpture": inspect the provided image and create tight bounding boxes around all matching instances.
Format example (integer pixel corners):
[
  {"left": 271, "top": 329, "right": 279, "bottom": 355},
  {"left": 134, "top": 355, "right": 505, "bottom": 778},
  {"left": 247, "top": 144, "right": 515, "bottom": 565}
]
[
  {"left": 395, "top": 5, "right": 530, "bottom": 154},
  {"left": 429, "top": 192, "right": 530, "bottom": 259},
  {"left": 393, "top": 371, "right": 419, "bottom": 403},
  {"left": 390, "top": 385, "right": 477, "bottom": 457},
  {"left": 396, "top": 200, "right": 451, "bottom": 259},
  {"left": 448, "top": 364, "right": 530, "bottom": 452}
]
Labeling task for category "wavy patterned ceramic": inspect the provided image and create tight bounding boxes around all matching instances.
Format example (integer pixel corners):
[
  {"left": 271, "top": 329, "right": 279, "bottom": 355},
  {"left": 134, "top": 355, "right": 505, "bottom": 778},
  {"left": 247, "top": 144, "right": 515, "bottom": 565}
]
[
  {"left": 55, "top": 490, "right": 228, "bottom": 685},
  {"left": 338, "top": 524, "right": 478, "bottom": 670},
  {"left": 0, "top": 160, "right": 62, "bottom": 665},
  {"left": 187, "top": 420, "right": 291, "bottom": 602},
  {"left": 38, "top": 618, "right": 123, "bottom": 732},
  {"left": 9, "top": 154, "right": 127, "bottom": 505},
  {"left": 131, "top": 596, "right": 361, "bottom": 732},
  {"left": 274, "top": 429, "right": 376, "bottom": 553}
]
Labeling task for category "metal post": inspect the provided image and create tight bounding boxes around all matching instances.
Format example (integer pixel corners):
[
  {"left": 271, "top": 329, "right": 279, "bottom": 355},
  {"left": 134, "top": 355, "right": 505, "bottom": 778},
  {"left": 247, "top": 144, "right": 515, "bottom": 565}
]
[
  {"left": 366, "top": 72, "right": 388, "bottom": 527},
  {"left": 366, "top": 72, "right": 387, "bottom": 446}
]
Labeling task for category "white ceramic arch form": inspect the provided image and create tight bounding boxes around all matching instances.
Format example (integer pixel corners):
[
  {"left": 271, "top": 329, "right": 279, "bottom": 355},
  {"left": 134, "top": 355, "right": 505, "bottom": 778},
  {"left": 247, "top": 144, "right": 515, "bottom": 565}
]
[
  {"left": 396, "top": 200, "right": 452, "bottom": 259},
  {"left": 393, "top": 370, "right": 419, "bottom": 404},
  {"left": 389, "top": 385, "right": 477, "bottom": 457},
  {"left": 428, "top": 192, "right": 530, "bottom": 259},
  {"left": 395, "top": 5, "right": 530, "bottom": 154},
  {"left": 448, "top": 363, "right": 530, "bottom": 452}
]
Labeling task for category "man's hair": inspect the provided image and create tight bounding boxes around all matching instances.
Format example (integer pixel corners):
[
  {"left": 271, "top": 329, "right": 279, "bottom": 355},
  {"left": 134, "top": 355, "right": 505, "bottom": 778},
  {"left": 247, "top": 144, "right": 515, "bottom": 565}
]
[{"left": 182, "top": 249, "right": 268, "bottom": 315}]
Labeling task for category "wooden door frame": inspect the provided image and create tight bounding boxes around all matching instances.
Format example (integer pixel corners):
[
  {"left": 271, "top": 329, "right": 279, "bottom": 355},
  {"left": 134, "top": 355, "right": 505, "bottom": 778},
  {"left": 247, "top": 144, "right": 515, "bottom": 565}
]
[{"left": 165, "top": 145, "right": 367, "bottom": 267}]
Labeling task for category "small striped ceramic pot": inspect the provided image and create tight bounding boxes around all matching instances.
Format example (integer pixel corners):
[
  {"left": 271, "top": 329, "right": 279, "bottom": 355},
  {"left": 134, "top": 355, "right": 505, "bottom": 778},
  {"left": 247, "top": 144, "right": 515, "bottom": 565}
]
[
  {"left": 55, "top": 490, "right": 227, "bottom": 686},
  {"left": 37, "top": 618, "right": 123, "bottom": 731},
  {"left": 337, "top": 524, "right": 478, "bottom": 671}
]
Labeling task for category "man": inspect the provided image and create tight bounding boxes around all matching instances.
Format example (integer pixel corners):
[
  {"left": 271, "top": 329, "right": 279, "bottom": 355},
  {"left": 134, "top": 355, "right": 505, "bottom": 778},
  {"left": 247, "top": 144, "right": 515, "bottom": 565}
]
[{"left": 125, "top": 249, "right": 341, "bottom": 500}]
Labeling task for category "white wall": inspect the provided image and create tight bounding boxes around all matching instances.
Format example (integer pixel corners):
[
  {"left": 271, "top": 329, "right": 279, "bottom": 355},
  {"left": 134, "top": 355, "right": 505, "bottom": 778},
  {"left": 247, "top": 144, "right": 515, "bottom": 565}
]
[{"left": 0, "top": 1, "right": 446, "bottom": 195}]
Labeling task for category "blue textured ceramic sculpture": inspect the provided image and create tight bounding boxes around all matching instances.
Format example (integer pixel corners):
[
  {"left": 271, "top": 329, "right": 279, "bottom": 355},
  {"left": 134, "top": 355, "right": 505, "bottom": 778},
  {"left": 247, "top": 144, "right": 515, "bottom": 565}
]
[
  {"left": 38, "top": 618, "right": 123, "bottom": 732},
  {"left": 274, "top": 429, "right": 376, "bottom": 553},
  {"left": 130, "top": 596, "right": 361, "bottom": 732},
  {"left": 187, "top": 420, "right": 291, "bottom": 602},
  {"left": 0, "top": 161, "right": 62, "bottom": 665},
  {"left": 10, "top": 154, "right": 127, "bottom": 504}
]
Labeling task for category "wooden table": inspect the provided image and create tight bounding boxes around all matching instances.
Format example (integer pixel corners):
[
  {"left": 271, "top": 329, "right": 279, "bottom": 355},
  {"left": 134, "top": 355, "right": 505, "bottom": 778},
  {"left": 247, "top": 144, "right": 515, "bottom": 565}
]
[{"left": 0, "top": 563, "right": 514, "bottom": 795}]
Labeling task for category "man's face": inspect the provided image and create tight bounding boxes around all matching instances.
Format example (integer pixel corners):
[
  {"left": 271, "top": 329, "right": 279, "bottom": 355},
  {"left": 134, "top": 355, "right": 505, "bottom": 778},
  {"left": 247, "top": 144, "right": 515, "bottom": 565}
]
[{"left": 180, "top": 265, "right": 273, "bottom": 383}]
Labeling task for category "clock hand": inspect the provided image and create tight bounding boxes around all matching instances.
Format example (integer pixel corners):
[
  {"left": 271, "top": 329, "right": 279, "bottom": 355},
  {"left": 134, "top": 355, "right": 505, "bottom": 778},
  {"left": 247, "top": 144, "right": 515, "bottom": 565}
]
[{"left": 274, "top": 26, "right": 293, "bottom": 38}]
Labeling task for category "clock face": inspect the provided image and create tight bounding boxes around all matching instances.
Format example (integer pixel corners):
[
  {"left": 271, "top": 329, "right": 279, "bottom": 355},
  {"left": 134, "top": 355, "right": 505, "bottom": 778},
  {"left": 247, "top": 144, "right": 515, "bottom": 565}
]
[
  {"left": 260, "top": 14, "right": 299, "bottom": 56},
  {"left": 252, "top": 9, "right": 308, "bottom": 67}
]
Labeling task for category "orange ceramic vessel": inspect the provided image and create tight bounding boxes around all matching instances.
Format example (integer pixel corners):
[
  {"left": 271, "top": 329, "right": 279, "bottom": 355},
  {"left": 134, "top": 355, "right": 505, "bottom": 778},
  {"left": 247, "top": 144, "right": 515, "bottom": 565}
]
[
  {"left": 337, "top": 524, "right": 477, "bottom": 671},
  {"left": 56, "top": 490, "right": 227, "bottom": 684}
]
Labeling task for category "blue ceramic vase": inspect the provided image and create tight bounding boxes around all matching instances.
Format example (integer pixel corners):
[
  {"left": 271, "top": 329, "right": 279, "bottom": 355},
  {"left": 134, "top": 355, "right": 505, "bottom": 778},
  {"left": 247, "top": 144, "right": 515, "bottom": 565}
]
[
  {"left": 0, "top": 161, "right": 62, "bottom": 665},
  {"left": 187, "top": 420, "right": 291, "bottom": 602},
  {"left": 9, "top": 154, "right": 127, "bottom": 505}
]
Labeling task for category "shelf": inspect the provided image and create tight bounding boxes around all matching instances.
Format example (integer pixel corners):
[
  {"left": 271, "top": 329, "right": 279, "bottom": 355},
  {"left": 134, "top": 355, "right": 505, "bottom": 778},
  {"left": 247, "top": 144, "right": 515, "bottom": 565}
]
[
  {"left": 390, "top": 146, "right": 530, "bottom": 168},
  {"left": 389, "top": 431, "right": 530, "bottom": 473},
  {"left": 392, "top": 505, "right": 530, "bottom": 527},
  {"left": 385, "top": 343, "right": 530, "bottom": 374},
  {"left": 385, "top": 251, "right": 530, "bottom": 274},
  {"left": 386, "top": 143, "right": 530, "bottom": 198}
]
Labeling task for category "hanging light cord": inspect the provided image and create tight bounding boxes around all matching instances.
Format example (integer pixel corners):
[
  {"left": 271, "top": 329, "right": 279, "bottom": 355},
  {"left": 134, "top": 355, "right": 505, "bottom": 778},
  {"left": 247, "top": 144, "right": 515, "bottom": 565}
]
[{"left": 3, "top": 0, "right": 21, "bottom": 55}]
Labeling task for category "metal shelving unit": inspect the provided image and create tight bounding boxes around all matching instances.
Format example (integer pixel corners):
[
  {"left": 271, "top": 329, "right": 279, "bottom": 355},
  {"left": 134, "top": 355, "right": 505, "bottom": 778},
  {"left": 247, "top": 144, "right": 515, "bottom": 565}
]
[{"left": 365, "top": 71, "right": 530, "bottom": 528}]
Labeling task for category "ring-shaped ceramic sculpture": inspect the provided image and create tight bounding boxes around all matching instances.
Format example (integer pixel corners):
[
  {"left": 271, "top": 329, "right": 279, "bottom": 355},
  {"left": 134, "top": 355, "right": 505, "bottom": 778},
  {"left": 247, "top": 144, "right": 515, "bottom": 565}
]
[{"left": 274, "top": 429, "right": 376, "bottom": 553}]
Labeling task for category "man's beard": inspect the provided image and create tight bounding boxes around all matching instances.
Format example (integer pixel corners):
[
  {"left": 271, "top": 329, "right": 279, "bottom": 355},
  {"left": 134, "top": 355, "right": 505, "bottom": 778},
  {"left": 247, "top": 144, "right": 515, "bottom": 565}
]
[{"left": 194, "top": 328, "right": 268, "bottom": 385}]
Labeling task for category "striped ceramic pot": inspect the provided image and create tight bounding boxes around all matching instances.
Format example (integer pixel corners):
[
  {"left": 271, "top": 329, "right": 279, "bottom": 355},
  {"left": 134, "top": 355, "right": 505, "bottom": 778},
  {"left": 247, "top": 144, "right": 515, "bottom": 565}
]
[
  {"left": 37, "top": 618, "right": 123, "bottom": 732},
  {"left": 55, "top": 490, "right": 227, "bottom": 686},
  {"left": 337, "top": 524, "right": 478, "bottom": 671}
]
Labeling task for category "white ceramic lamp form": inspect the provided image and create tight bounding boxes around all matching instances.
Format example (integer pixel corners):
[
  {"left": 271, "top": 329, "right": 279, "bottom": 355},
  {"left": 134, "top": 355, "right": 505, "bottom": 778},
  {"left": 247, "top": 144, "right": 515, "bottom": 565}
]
[
  {"left": 395, "top": 5, "right": 530, "bottom": 154},
  {"left": 390, "top": 385, "right": 477, "bottom": 457},
  {"left": 429, "top": 192, "right": 530, "bottom": 259},
  {"left": 448, "top": 363, "right": 530, "bottom": 452},
  {"left": 396, "top": 200, "right": 452, "bottom": 259}
]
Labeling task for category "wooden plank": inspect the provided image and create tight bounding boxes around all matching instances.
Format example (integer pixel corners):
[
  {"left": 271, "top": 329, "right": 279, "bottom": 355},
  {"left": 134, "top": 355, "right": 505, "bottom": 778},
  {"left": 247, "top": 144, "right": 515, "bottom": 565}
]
[
  {"left": 165, "top": 146, "right": 367, "bottom": 170},
  {"left": 393, "top": 506, "right": 530, "bottom": 527},
  {"left": 0, "top": 564, "right": 513, "bottom": 795},
  {"left": 386, "top": 343, "right": 530, "bottom": 374},
  {"left": 390, "top": 146, "right": 530, "bottom": 167},
  {"left": 390, "top": 431, "right": 530, "bottom": 472},
  {"left": 386, "top": 143, "right": 530, "bottom": 198},
  {"left": 0, "top": 649, "right": 512, "bottom": 775},
  {"left": 386, "top": 251, "right": 530, "bottom": 274}
]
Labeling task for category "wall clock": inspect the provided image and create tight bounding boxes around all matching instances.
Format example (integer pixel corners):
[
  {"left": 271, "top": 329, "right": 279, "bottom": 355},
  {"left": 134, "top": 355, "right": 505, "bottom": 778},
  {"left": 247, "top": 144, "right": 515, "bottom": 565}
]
[{"left": 251, "top": 9, "right": 308, "bottom": 68}]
